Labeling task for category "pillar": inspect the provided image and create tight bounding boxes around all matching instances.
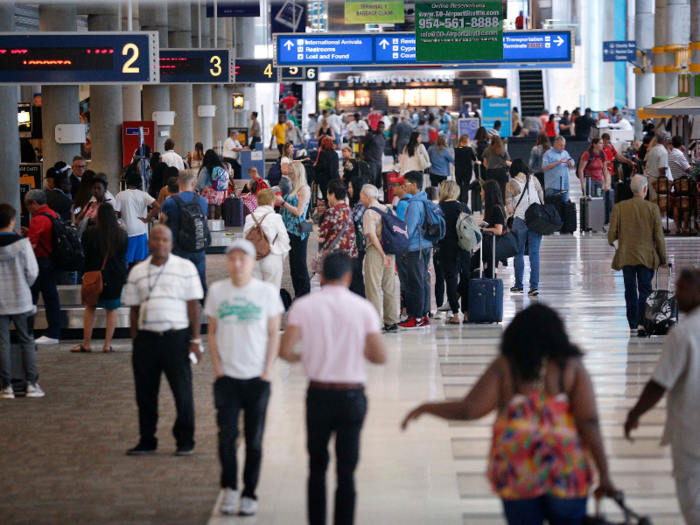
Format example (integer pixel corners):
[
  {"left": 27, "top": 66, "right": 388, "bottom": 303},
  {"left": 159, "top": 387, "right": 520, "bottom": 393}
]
[
  {"left": 211, "top": 16, "right": 226, "bottom": 48},
  {"left": 88, "top": 6, "right": 123, "bottom": 190},
  {"left": 692, "top": 0, "right": 700, "bottom": 95},
  {"left": 0, "top": 3, "right": 21, "bottom": 223},
  {"left": 121, "top": 3, "right": 142, "bottom": 122},
  {"left": 40, "top": 4, "right": 80, "bottom": 170},
  {"left": 234, "top": 16, "right": 257, "bottom": 126},
  {"left": 169, "top": 2, "right": 194, "bottom": 156},
  {"left": 655, "top": 0, "right": 669, "bottom": 97},
  {"left": 227, "top": 86, "right": 237, "bottom": 128},
  {"left": 140, "top": 5, "right": 170, "bottom": 152},
  {"left": 636, "top": 0, "right": 655, "bottom": 138},
  {"left": 666, "top": 0, "right": 691, "bottom": 94},
  {"left": 212, "top": 85, "right": 229, "bottom": 153},
  {"left": 191, "top": 3, "right": 212, "bottom": 151}
]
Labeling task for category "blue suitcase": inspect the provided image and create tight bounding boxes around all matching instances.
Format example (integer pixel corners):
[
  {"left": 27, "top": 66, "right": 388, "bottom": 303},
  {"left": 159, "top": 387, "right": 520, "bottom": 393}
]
[{"left": 468, "top": 232, "right": 504, "bottom": 323}]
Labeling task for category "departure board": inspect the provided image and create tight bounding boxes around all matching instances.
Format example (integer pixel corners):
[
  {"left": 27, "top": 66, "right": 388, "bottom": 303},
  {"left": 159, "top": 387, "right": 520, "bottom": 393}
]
[{"left": 159, "top": 49, "right": 234, "bottom": 84}]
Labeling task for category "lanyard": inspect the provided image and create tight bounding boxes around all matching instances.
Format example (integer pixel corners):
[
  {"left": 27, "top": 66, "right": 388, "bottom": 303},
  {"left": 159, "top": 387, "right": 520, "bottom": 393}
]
[{"left": 146, "top": 261, "right": 167, "bottom": 300}]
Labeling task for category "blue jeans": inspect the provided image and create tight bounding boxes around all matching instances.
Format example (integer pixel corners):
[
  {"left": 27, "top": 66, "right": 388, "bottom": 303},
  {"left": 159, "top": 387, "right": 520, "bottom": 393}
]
[
  {"left": 173, "top": 248, "right": 207, "bottom": 297},
  {"left": 502, "top": 496, "right": 588, "bottom": 525},
  {"left": 512, "top": 217, "right": 542, "bottom": 290},
  {"left": 622, "top": 265, "right": 654, "bottom": 329},
  {"left": 31, "top": 257, "right": 62, "bottom": 340},
  {"left": 406, "top": 248, "right": 432, "bottom": 319}
]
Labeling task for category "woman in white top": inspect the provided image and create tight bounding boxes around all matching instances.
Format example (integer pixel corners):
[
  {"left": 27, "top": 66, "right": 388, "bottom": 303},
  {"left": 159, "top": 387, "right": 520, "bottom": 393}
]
[
  {"left": 399, "top": 131, "right": 431, "bottom": 175},
  {"left": 243, "top": 189, "right": 291, "bottom": 290},
  {"left": 505, "top": 159, "right": 545, "bottom": 297}
]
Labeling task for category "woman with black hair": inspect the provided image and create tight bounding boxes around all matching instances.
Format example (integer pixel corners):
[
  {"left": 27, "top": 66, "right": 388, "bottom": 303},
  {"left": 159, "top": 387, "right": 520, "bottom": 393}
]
[
  {"left": 506, "top": 159, "right": 545, "bottom": 297},
  {"left": 474, "top": 126, "right": 491, "bottom": 162},
  {"left": 399, "top": 131, "right": 430, "bottom": 175},
  {"left": 71, "top": 204, "right": 128, "bottom": 354},
  {"left": 196, "top": 148, "right": 230, "bottom": 219},
  {"left": 148, "top": 152, "right": 168, "bottom": 200},
  {"left": 313, "top": 136, "right": 340, "bottom": 203},
  {"left": 348, "top": 176, "right": 367, "bottom": 297},
  {"left": 474, "top": 179, "right": 507, "bottom": 278},
  {"left": 402, "top": 304, "right": 617, "bottom": 525}
]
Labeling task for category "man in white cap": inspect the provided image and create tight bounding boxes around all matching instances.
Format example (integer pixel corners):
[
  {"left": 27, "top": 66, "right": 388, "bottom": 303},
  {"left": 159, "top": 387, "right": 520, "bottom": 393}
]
[{"left": 204, "top": 239, "right": 285, "bottom": 517}]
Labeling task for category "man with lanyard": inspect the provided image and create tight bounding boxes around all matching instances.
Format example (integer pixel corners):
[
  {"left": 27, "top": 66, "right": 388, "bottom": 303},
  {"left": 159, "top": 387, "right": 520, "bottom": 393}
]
[
  {"left": 542, "top": 136, "right": 575, "bottom": 202},
  {"left": 124, "top": 225, "right": 203, "bottom": 456},
  {"left": 601, "top": 133, "right": 634, "bottom": 188}
]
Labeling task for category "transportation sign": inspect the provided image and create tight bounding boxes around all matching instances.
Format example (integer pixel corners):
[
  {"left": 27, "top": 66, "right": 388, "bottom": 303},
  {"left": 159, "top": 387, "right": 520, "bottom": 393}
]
[
  {"left": 275, "top": 30, "right": 574, "bottom": 67},
  {"left": 603, "top": 41, "right": 637, "bottom": 62},
  {"left": 159, "top": 49, "right": 234, "bottom": 84},
  {"left": 0, "top": 32, "right": 158, "bottom": 84}
]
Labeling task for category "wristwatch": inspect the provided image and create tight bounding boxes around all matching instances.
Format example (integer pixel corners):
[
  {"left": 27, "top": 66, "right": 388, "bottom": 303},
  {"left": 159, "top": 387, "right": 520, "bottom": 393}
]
[{"left": 190, "top": 338, "right": 202, "bottom": 344}]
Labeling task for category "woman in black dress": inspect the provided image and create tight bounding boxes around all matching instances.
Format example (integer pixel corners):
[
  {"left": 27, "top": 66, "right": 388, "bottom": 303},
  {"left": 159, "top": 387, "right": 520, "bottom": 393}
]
[
  {"left": 313, "top": 136, "right": 340, "bottom": 203},
  {"left": 454, "top": 134, "right": 479, "bottom": 205}
]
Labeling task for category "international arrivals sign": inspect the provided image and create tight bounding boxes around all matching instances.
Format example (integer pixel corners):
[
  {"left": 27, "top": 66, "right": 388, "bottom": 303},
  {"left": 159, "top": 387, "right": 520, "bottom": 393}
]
[
  {"left": 345, "top": 1, "right": 405, "bottom": 24},
  {"left": 415, "top": 0, "right": 504, "bottom": 62}
]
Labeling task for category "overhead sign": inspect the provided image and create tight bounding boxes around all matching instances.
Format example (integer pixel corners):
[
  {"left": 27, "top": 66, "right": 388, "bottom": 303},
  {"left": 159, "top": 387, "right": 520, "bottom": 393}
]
[
  {"left": 0, "top": 32, "right": 158, "bottom": 85},
  {"left": 206, "top": 1, "right": 261, "bottom": 17},
  {"left": 603, "top": 40, "right": 636, "bottom": 62},
  {"left": 159, "top": 49, "right": 234, "bottom": 83},
  {"left": 481, "top": 98, "right": 511, "bottom": 138},
  {"left": 281, "top": 66, "right": 319, "bottom": 81},
  {"left": 345, "top": 1, "right": 405, "bottom": 24},
  {"left": 275, "top": 30, "right": 573, "bottom": 67},
  {"left": 415, "top": 0, "right": 503, "bottom": 62},
  {"left": 235, "top": 59, "right": 280, "bottom": 83}
]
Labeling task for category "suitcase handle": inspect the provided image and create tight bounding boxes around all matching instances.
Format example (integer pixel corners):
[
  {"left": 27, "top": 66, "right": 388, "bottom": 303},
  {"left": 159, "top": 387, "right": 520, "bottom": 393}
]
[
  {"left": 481, "top": 231, "right": 497, "bottom": 279},
  {"left": 655, "top": 263, "right": 674, "bottom": 290}
]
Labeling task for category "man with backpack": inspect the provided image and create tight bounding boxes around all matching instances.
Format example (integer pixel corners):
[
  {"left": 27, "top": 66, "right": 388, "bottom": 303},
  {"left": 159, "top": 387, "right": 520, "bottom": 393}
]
[
  {"left": 361, "top": 184, "right": 401, "bottom": 333},
  {"left": 21, "top": 189, "right": 63, "bottom": 345},
  {"left": 399, "top": 171, "right": 445, "bottom": 329},
  {"left": 160, "top": 171, "right": 210, "bottom": 295}
]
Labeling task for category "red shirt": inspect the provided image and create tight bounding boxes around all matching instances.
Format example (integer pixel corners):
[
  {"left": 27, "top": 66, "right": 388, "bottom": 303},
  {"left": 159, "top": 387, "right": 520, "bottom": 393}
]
[
  {"left": 280, "top": 95, "right": 298, "bottom": 110},
  {"left": 580, "top": 150, "right": 605, "bottom": 182},
  {"left": 515, "top": 15, "right": 524, "bottom": 29},
  {"left": 28, "top": 205, "right": 56, "bottom": 258},
  {"left": 545, "top": 121, "right": 557, "bottom": 137},
  {"left": 603, "top": 144, "right": 617, "bottom": 176},
  {"left": 367, "top": 113, "right": 382, "bottom": 131}
]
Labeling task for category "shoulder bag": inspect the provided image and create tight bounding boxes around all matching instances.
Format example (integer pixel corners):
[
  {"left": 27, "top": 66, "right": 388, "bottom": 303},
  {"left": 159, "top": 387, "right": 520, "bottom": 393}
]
[
  {"left": 81, "top": 252, "right": 108, "bottom": 307},
  {"left": 313, "top": 215, "right": 351, "bottom": 273}
]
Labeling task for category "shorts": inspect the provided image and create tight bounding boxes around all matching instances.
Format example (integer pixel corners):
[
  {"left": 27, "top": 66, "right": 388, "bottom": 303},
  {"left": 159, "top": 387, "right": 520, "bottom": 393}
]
[
  {"left": 126, "top": 233, "right": 149, "bottom": 263},
  {"left": 97, "top": 298, "right": 121, "bottom": 310}
]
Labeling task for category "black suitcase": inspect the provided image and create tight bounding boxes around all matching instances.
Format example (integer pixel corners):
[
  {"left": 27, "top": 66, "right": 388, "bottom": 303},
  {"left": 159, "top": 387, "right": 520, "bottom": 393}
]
[
  {"left": 643, "top": 265, "right": 678, "bottom": 336},
  {"left": 604, "top": 188, "right": 615, "bottom": 224},
  {"left": 425, "top": 186, "right": 438, "bottom": 202},
  {"left": 222, "top": 197, "right": 244, "bottom": 227},
  {"left": 561, "top": 200, "right": 577, "bottom": 234},
  {"left": 470, "top": 179, "right": 482, "bottom": 213},
  {"left": 544, "top": 191, "right": 565, "bottom": 222},
  {"left": 467, "top": 232, "right": 504, "bottom": 324},
  {"left": 615, "top": 179, "right": 634, "bottom": 204}
]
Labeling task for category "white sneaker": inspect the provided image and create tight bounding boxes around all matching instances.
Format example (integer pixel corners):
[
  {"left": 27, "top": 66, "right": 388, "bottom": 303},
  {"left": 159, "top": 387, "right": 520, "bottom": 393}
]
[
  {"left": 26, "top": 383, "right": 45, "bottom": 398},
  {"left": 219, "top": 488, "right": 239, "bottom": 515},
  {"left": 1, "top": 386, "right": 14, "bottom": 399},
  {"left": 239, "top": 496, "right": 258, "bottom": 516},
  {"left": 35, "top": 336, "right": 59, "bottom": 345},
  {"left": 437, "top": 304, "right": 452, "bottom": 313}
]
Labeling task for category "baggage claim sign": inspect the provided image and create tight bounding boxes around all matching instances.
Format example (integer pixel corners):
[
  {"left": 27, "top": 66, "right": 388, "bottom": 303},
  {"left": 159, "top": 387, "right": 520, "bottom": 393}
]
[{"left": 415, "top": 1, "right": 503, "bottom": 62}]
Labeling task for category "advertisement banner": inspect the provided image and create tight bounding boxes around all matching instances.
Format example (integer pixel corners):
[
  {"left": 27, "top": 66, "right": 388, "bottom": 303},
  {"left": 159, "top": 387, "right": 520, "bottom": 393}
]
[
  {"left": 481, "top": 98, "right": 511, "bottom": 138},
  {"left": 458, "top": 118, "right": 480, "bottom": 142},
  {"left": 271, "top": 0, "right": 307, "bottom": 34},
  {"left": 345, "top": 1, "right": 405, "bottom": 24},
  {"left": 415, "top": 0, "right": 503, "bottom": 63}
]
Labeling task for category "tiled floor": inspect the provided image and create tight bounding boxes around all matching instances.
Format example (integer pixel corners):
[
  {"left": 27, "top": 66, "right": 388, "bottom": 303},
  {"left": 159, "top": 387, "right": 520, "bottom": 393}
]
[{"left": 3, "top": 178, "right": 700, "bottom": 524}]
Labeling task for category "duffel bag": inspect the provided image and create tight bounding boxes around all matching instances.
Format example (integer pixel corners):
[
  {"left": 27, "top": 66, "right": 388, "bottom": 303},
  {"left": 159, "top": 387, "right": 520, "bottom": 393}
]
[{"left": 525, "top": 203, "right": 563, "bottom": 235}]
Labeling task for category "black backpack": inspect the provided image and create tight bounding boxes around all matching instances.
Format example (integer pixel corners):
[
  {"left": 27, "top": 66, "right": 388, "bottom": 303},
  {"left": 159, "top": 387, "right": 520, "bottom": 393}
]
[
  {"left": 268, "top": 158, "right": 282, "bottom": 185},
  {"left": 358, "top": 160, "right": 373, "bottom": 181},
  {"left": 38, "top": 213, "right": 84, "bottom": 272},
  {"left": 173, "top": 195, "right": 210, "bottom": 253}
]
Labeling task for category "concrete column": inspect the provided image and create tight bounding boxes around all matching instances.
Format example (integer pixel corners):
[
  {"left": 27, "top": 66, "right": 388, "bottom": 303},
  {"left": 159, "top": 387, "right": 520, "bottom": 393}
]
[
  {"left": 211, "top": 17, "right": 226, "bottom": 48},
  {"left": 40, "top": 4, "right": 80, "bottom": 170},
  {"left": 88, "top": 7, "right": 123, "bottom": 190},
  {"left": 212, "top": 85, "right": 229, "bottom": 153},
  {"left": 121, "top": 3, "right": 142, "bottom": 122},
  {"left": 655, "top": 0, "right": 669, "bottom": 96},
  {"left": 169, "top": 2, "right": 194, "bottom": 156},
  {"left": 636, "top": 0, "right": 655, "bottom": 138},
  {"left": 227, "top": 86, "right": 237, "bottom": 128},
  {"left": 191, "top": 4, "right": 212, "bottom": 151},
  {"left": 0, "top": 3, "right": 21, "bottom": 223},
  {"left": 225, "top": 18, "right": 234, "bottom": 48},
  {"left": 692, "top": 0, "right": 700, "bottom": 95},
  {"left": 141, "top": 4, "right": 170, "bottom": 152},
  {"left": 234, "top": 16, "right": 256, "bottom": 59},
  {"left": 666, "top": 0, "right": 691, "bottom": 93}
]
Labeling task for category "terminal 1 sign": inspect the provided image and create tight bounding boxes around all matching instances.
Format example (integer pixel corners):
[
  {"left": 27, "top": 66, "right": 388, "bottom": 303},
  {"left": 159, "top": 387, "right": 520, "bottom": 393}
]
[{"left": 274, "top": 30, "right": 574, "bottom": 68}]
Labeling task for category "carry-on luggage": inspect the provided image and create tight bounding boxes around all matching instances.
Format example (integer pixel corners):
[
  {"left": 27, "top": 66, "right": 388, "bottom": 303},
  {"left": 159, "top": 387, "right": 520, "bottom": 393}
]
[
  {"left": 583, "top": 493, "right": 653, "bottom": 525},
  {"left": 469, "top": 176, "right": 482, "bottom": 213},
  {"left": 425, "top": 186, "right": 438, "bottom": 202},
  {"left": 643, "top": 264, "right": 677, "bottom": 336},
  {"left": 468, "top": 232, "right": 504, "bottom": 324},
  {"left": 222, "top": 196, "right": 244, "bottom": 227},
  {"left": 544, "top": 191, "right": 565, "bottom": 222},
  {"left": 561, "top": 200, "right": 576, "bottom": 234},
  {"left": 615, "top": 178, "right": 634, "bottom": 204},
  {"left": 580, "top": 178, "right": 606, "bottom": 232},
  {"left": 604, "top": 188, "right": 615, "bottom": 224}
]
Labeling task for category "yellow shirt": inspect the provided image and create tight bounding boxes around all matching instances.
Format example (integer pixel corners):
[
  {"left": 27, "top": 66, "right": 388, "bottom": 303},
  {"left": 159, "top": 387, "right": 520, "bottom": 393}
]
[{"left": 272, "top": 123, "right": 287, "bottom": 145}]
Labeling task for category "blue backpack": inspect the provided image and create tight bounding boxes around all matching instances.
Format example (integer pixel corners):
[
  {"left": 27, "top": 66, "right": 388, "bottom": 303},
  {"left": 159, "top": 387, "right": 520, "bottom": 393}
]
[
  {"left": 211, "top": 166, "right": 230, "bottom": 191},
  {"left": 420, "top": 200, "right": 446, "bottom": 243},
  {"left": 369, "top": 206, "right": 410, "bottom": 255}
]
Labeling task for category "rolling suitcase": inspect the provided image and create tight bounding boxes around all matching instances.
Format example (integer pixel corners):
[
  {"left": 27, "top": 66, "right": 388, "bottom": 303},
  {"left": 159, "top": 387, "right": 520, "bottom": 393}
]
[
  {"left": 470, "top": 177, "right": 482, "bottom": 213},
  {"left": 643, "top": 264, "right": 678, "bottom": 336},
  {"left": 604, "top": 188, "right": 615, "bottom": 224},
  {"left": 468, "top": 232, "right": 503, "bottom": 323},
  {"left": 561, "top": 200, "right": 577, "bottom": 234},
  {"left": 223, "top": 197, "right": 244, "bottom": 227},
  {"left": 580, "top": 178, "right": 606, "bottom": 232}
]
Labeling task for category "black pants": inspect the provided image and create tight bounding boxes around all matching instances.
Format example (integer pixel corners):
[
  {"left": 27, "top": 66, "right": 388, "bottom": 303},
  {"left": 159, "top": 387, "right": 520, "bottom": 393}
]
[
  {"left": 456, "top": 173, "right": 472, "bottom": 205},
  {"left": 307, "top": 387, "right": 367, "bottom": 525},
  {"left": 249, "top": 136, "right": 261, "bottom": 148},
  {"left": 440, "top": 248, "right": 469, "bottom": 314},
  {"left": 214, "top": 376, "right": 271, "bottom": 497},
  {"left": 350, "top": 252, "right": 365, "bottom": 298},
  {"left": 223, "top": 158, "right": 242, "bottom": 180},
  {"left": 396, "top": 252, "right": 408, "bottom": 309},
  {"left": 406, "top": 248, "right": 431, "bottom": 319},
  {"left": 368, "top": 161, "right": 382, "bottom": 189},
  {"left": 277, "top": 144, "right": 284, "bottom": 155},
  {"left": 289, "top": 233, "right": 311, "bottom": 298},
  {"left": 132, "top": 329, "right": 194, "bottom": 449},
  {"left": 485, "top": 167, "right": 508, "bottom": 200},
  {"left": 434, "top": 248, "right": 446, "bottom": 308},
  {"left": 31, "top": 257, "right": 61, "bottom": 340},
  {"left": 429, "top": 173, "right": 447, "bottom": 188}
]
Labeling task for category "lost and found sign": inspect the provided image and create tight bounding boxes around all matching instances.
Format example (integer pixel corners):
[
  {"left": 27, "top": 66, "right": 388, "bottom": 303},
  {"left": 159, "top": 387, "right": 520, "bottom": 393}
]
[{"left": 415, "top": 1, "right": 503, "bottom": 62}]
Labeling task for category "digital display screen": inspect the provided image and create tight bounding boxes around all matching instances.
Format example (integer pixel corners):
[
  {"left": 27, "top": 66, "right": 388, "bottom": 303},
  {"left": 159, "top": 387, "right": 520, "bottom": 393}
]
[
  {"left": 159, "top": 49, "right": 233, "bottom": 83},
  {"left": 0, "top": 47, "right": 113, "bottom": 71},
  {"left": 235, "top": 59, "right": 279, "bottom": 83},
  {"left": 160, "top": 57, "right": 205, "bottom": 76}
]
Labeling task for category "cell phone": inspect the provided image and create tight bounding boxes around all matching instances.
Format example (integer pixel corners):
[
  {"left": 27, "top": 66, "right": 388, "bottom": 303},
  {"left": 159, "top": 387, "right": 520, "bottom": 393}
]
[{"left": 189, "top": 352, "right": 198, "bottom": 365}]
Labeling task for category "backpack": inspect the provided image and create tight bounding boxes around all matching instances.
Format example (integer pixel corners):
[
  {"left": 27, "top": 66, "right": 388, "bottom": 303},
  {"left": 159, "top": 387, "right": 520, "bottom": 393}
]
[
  {"left": 173, "top": 194, "right": 210, "bottom": 252},
  {"left": 419, "top": 200, "right": 446, "bottom": 243},
  {"left": 211, "top": 166, "right": 230, "bottom": 192},
  {"left": 38, "top": 213, "right": 84, "bottom": 272},
  {"left": 358, "top": 160, "right": 373, "bottom": 181},
  {"left": 456, "top": 211, "right": 482, "bottom": 251},
  {"left": 245, "top": 213, "right": 277, "bottom": 260},
  {"left": 369, "top": 206, "right": 409, "bottom": 255},
  {"left": 268, "top": 158, "right": 282, "bottom": 185}
]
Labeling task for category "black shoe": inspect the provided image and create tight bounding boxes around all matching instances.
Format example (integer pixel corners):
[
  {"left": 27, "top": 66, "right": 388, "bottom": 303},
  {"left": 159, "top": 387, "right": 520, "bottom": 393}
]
[
  {"left": 126, "top": 443, "right": 157, "bottom": 456},
  {"left": 175, "top": 445, "right": 194, "bottom": 456},
  {"left": 510, "top": 287, "right": 524, "bottom": 294},
  {"left": 384, "top": 323, "right": 399, "bottom": 333},
  {"left": 637, "top": 327, "right": 648, "bottom": 338}
]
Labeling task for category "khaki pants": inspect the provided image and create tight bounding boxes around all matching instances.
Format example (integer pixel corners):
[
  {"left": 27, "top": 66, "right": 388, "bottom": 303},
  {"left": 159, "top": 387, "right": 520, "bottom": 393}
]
[
  {"left": 363, "top": 247, "right": 398, "bottom": 326},
  {"left": 253, "top": 253, "right": 284, "bottom": 290}
]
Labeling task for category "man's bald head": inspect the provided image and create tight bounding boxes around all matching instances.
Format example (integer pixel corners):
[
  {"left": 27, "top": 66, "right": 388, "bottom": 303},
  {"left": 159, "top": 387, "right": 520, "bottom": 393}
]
[{"left": 149, "top": 224, "right": 173, "bottom": 259}]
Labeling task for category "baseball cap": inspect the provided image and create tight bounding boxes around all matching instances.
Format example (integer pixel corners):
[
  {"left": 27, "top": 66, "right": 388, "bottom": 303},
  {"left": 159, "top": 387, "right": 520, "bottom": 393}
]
[
  {"left": 226, "top": 239, "right": 257, "bottom": 258},
  {"left": 389, "top": 174, "right": 405, "bottom": 184}
]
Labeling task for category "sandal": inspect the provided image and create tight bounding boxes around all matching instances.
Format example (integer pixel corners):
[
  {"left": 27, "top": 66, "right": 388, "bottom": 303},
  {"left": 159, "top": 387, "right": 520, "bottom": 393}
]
[
  {"left": 70, "top": 344, "right": 91, "bottom": 353},
  {"left": 446, "top": 317, "right": 461, "bottom": 325},
  {"left": 103, "top": 347, "right": 114, "bottom": 353}
]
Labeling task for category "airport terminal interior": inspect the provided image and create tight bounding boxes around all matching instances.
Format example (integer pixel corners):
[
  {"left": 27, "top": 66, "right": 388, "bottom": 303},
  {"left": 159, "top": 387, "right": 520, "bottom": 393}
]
[{"left": 2, "top": 1, "right": 700, "bottom": 524}]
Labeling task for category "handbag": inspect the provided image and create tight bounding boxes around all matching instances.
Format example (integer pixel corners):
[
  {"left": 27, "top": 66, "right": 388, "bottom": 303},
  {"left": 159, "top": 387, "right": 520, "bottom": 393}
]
[
  {"left": 81, "top": 252, "right": 108, "bottom": 307},
  {"left": 583, "top": 494, "right": 653, "bottom": 525}
]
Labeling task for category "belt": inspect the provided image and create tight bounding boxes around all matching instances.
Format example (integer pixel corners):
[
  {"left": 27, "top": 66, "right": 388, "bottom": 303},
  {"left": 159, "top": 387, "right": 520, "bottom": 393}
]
[{"left": 309, "top": 381, "right": 364, "bottom": 390}]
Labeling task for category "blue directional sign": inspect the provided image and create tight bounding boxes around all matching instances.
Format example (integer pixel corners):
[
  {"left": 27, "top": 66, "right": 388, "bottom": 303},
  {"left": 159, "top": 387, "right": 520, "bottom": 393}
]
[
  {"left": 275, "top": 30, "right": 574, "bottom": 68},
  {"left": 159, "top": 49, "right": 235, "bottom": 83},
  {"left": 0, "top": 32, "right": 158, "bottom": 84},
  {"left": 603, "top": 41, "right": 637, "bottom": 62}
]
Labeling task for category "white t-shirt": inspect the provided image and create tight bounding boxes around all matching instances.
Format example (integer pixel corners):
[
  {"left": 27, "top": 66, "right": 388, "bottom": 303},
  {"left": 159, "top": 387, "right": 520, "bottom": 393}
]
[
  {"left": 645, "top": 144, "right": 669, "bottom": 180},
  {"left": 161, "top": 150, "right": 185, "bottom": 171},
  {"left": 204, "top": 278, "right": 285, "bottom": 379},
  {"left": 114, "top": 189, "right": 156, "bottom": 237},
  {"left": 223, "top": 137, "right": 241, "bottom": 160},
  {"left": 347, "top": 120, "right": 369, "bottom": 137},
  {"left": 125, "top": 255, "right": 204, "bottom": 332}
]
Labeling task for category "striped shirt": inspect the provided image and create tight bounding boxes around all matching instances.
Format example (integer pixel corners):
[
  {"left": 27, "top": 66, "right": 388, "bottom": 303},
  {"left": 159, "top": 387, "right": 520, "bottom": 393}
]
[
  {"left": 668, "top": 148, "right": 691, "bottom": 180},
  {"left": 125, "top": 254, "right": 203, "bottom": 332}
]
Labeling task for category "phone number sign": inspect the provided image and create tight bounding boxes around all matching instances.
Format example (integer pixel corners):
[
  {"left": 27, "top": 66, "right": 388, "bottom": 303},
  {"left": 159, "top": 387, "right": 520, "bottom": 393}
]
[{"left": 415, "top": 1, "right": 503, "bottom": 63}]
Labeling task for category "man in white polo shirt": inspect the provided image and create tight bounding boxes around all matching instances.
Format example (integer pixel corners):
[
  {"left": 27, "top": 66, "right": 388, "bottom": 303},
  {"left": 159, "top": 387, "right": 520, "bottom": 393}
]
[
  {"left": 205, "top": 239, "right": 284, "bottom": 517},
  {"left": 280, "top": 252, "right": 387, "bottom": 525},
  {"left": 124, "top": 225, "right": 204, "bottom": 457}
]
